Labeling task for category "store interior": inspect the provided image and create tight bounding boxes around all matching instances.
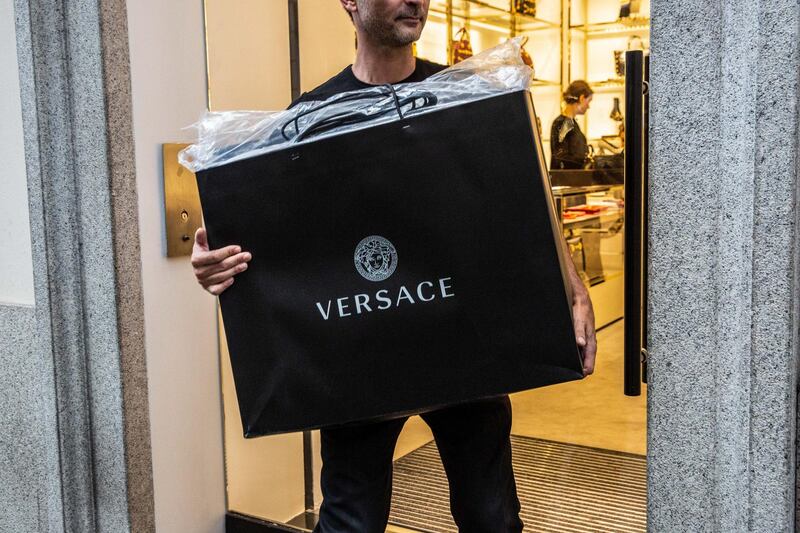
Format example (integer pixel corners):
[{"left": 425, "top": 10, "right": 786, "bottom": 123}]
[{"left": 202, "top": 0, "right": 650, "bottom": 531}]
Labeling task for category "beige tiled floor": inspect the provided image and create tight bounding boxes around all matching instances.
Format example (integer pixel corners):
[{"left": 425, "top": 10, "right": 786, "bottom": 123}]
[
  {"left": 393, "top": 320, "right": 646, "bottom": 459},
  {"left": 509, "top": 319, "right": 647, "bottom": 455},
  {"left": 386, "top": 526, "right": 422, "bottom": 533},
  {"left": 393, "top": 415, "right": 433, "bottom": 461}
]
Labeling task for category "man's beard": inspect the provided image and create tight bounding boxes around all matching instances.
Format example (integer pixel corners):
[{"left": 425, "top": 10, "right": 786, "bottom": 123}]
[{"left": 357, "top": 1, "right": 426, "bottom": 46}]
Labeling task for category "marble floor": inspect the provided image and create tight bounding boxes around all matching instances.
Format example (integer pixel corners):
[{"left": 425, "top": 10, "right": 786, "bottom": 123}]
[{"left": 394, "top": 319, "right": 647, "bottom": 460}]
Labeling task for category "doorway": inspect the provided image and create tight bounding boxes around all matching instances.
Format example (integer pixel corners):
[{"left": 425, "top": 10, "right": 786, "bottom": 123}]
[
  {"left": 388, "top": 322, "right": 646, "bottom": 533},
  {"left": 205, "top": 1, "right": 649, "bottom": 531},
  {"left": 388, "top": 1, "right": 648, "bottom": 530}
]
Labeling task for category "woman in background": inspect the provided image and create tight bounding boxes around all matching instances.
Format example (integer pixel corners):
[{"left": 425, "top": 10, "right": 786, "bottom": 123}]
[{"left": 550, "top": 80, "right": 594, "bottom": 170}]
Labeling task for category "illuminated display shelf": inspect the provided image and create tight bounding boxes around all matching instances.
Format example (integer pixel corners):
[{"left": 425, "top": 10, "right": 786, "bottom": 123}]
[
  {"left": 571, "top": 9, "right": 650, "bottom": 139},
  {"left": 570, "top": 17, "right": 650, "bottom": 38},
  {"left": 421, "top": 1, "right": 650, "bottom": 143},
  {"left": 532, "top": 79, "right": 562, "bottom": 87},
  {"left": 588, "top": 79, "right": 627, "bottom": 92},
  {"left": 429, "top": 0, "right": 561, "bottom": 34}
]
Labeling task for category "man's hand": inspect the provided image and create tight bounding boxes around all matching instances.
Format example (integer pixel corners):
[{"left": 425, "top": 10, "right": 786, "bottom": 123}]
[
  {"left": 572, "top": 284, "right": 597, "bottom": 376},
  {"left": 560, "top": 234, "right": 598, "bottom": 376},
  {"left": 191, "top": 227, "right": 252, "bottom": 295}
]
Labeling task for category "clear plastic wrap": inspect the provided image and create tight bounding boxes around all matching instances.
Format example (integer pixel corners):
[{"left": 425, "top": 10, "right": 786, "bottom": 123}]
[{"left": 179, "top": 38, "right": 532, "bottom": 172}]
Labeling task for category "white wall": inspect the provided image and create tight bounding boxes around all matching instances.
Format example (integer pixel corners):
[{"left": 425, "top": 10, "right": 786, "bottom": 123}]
[
  {"left": 0, "top": 0, "right": 34, "bottom": 307},
  {"left": 125, "top": 1, "right": 226, "bottom": 532},
  {"left": 298, "top": 0, "right": 356, "bottom": 92},
  {"left": 205, "top": 0, "right": 291, "bottom": 110}
]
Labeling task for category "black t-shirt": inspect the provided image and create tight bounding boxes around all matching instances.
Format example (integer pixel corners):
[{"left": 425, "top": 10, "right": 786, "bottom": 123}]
[
  {"left": 289, "top": 58, "right": 447, "bottom": 109},
  {"left": 550, "top": 114, "right": 589, "bottom": 170}
]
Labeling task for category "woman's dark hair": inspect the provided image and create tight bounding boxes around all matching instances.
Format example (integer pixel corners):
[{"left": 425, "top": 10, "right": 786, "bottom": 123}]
[{"left": 563, "top": 80, "right": 594, "bottom": 103}]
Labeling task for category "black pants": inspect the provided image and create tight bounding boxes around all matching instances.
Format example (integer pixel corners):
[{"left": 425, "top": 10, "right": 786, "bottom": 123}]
[{"left": 313, "top": 396, "right": 523, "bottom": 533}]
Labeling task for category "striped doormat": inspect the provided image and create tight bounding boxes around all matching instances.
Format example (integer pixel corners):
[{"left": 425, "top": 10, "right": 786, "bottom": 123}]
[{"left": 389, "top": 436, "right": 646, "bottom": 533}]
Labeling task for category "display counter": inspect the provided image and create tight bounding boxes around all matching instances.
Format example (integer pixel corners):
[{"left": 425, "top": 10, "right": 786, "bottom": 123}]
[
  {"left": 552, "top": 184, "right": 624, "bottom": 327},
  {"left": 550, "top": 168, "right": 623, "bottom": 187}
]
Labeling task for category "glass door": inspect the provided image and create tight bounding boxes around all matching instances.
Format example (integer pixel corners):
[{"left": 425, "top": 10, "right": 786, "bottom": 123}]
[
  {"left": 205, "top": 1, "right": 650, "bottom": 531},
  {"left": 388, "top": 1, "right": 649, "bottom": 531},
  {"left": 205, "top": 1, "right": 354, "bottom": 530}
]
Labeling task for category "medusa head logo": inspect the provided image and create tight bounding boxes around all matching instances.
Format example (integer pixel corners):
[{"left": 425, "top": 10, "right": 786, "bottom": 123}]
[{"left": 354, "top": 236, "right": 398, "bottom": 282}]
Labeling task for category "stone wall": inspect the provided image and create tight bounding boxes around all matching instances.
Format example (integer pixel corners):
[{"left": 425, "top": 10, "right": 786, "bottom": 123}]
[
  {"left": 648, "top": 0, "right": 799, "bottom": 531},
  {"left": 4, "top": 0, "right": 154, "bottom": 530}
]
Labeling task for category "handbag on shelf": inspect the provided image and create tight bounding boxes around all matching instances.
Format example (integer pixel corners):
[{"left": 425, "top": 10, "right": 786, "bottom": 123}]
[
  {"left": 614, "top": 50, "right": 625, "bottom": 78},
  {"left": 450, "top": 27, "right": 473, "bottom": 64},
  {"left": 618, "top": 0, "right": 641, "bottom": 18},
  {"left": 520, "top": 36, "right": 534, "bottom": 70},
  {"left": 513, "top": 0, "right": 537, "bottom": 17},
  {"left": 609, "top": 97, "right": 623, "bottom": 122},
  {"left": 614, "top": 35, "right": 645, "bottom": 78}
]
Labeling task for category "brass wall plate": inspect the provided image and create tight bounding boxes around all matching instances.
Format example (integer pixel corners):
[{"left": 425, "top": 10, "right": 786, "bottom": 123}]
[{"left": 162, "top": 143, "right": 202, "bottom": 257}]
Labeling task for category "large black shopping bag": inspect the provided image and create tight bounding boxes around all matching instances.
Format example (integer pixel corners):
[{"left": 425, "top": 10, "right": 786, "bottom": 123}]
[{"left": 195, "top": 89, "right": 584, "bottom": 437}]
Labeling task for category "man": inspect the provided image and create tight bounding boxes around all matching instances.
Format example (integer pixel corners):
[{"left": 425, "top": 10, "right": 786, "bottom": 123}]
[{"left": 191, "top": 1, "right": 597, "bottom": 531}]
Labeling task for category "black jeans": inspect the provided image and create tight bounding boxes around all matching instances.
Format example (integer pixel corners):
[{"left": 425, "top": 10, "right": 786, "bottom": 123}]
[{"left": 313, "top": 396, "right": 523, "bottom": 533}]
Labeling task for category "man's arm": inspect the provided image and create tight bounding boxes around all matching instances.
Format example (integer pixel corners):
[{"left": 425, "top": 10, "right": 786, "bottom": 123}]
[{"left": 560, "top": 235, "right": 597, "bottom": 376}]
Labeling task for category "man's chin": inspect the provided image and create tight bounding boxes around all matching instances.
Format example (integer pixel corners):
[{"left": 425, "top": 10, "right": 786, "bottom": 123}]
[{"left": 390, "top": 30, "right": 422, "bottom": 47}]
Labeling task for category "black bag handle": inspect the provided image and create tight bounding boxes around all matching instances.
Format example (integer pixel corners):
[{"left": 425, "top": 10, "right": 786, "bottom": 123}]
[{"left": 281, "top": 84, "right": 438, "bottom": 142}]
